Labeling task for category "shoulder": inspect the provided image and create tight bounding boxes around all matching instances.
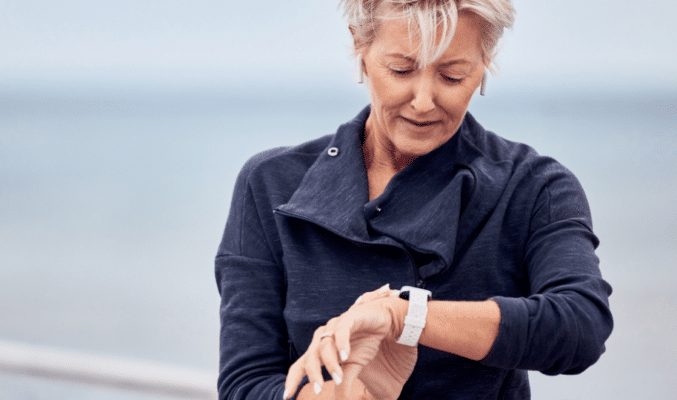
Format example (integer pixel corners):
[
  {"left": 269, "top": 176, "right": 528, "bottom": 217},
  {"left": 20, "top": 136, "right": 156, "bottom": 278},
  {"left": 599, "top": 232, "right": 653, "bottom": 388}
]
[
  {"left": 462, "top": 112, "right": 540, "bottom": 169},
  {"left": 463, "top": 113, "right": 593, "bottom": 230},
  {"left": 529, "top": 157, "right": 593, "bottom": 231},
  {"left": 231, "top": 134, "right": 333, "bottom": 204},
  {"left": 238, "top": 135, "right": 331, "bottom": 183},
  {"left": 463, "top": 112, "right": 580, "bottom": 184},
  {"left": 243, "top": 134, "right": 330, "bottom": 172}
]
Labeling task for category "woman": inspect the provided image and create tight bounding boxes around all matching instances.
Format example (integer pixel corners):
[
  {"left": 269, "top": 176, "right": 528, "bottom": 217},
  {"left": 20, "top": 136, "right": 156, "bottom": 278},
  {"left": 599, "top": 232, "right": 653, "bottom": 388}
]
[{"left": 215, "top": 1, "right": 613, "bottom": 399}]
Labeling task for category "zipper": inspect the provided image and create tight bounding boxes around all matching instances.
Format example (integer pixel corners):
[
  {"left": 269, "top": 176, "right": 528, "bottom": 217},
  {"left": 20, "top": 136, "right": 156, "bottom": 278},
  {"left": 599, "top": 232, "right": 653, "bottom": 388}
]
[{"left": 403, "top": 248, "right": 426, "bottom": 289}]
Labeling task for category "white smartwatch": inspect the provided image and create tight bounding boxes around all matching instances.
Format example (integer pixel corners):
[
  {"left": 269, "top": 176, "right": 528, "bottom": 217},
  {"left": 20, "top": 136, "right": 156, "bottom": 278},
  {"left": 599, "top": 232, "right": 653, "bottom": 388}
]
[{"left": 396, "top": 286, "right": 432, "bottom": 347}]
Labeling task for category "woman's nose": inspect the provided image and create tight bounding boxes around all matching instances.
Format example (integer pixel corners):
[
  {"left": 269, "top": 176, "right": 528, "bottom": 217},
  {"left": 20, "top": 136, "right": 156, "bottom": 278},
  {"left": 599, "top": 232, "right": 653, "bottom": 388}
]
[{"left": 410, "top": 74, "right": 436, "bottom": 113}]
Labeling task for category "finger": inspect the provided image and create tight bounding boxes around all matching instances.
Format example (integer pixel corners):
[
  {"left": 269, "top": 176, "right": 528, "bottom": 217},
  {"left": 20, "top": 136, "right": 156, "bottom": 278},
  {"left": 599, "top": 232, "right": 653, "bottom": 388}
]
[
  {"left": 304, "top": 347, "right": 326, "bottom": 395},
  {"left": 324, "top": 317, "right": 340, "bottom": 332},
  {"left": 283, "top": 355, "right": 307, "bottom": 399},
  {"left": 319, "top": 318, "right": 346, "bottom": 384},
  {"left": 304, "top": 328, "right": 330, "bottom": 395},
  {"left": 333, "top": 319, "right": 353, "bottom": 364},
  {"left": 318, "top": 336, "right": 343, "bottom": 386},
  {"left": 284, "top": 324, "right": 330, "bottom": 398},
  {"left": 377, "top": 282, "right": 391, "bottom": 295},
  {"left": 353, "top": 283, "right": 391, "bottom": 307}
]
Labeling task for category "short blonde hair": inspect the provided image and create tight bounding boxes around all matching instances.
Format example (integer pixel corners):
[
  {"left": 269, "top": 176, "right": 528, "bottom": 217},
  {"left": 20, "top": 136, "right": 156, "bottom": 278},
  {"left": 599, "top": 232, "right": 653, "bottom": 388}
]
[{"left": 340, "top": 0, "right": 515, "bottom": 73}]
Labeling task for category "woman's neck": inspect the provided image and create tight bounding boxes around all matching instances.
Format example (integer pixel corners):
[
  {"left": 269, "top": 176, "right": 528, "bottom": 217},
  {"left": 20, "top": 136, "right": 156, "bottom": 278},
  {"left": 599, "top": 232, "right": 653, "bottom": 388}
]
[{"left": 362, "top": 116, "right": 416, "bottom": 201}]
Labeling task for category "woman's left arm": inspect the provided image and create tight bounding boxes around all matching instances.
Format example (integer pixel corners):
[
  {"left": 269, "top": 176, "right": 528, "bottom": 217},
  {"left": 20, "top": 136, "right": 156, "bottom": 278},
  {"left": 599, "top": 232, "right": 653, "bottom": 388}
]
[
  {"left": 413, "top": 300, "right": 501, "bottom": 361},
  {"left": 411, "top": 165, "right": 614, "bottom": 373},
  {"left": 479, "top": 161, "right": 614, "bottom": 375}
]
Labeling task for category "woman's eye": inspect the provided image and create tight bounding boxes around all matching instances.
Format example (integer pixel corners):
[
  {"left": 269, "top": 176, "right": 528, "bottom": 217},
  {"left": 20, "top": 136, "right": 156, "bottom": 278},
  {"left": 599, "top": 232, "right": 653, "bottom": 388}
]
[
  {"left": 443, "top": 75, "right": 461, "bottom": 83},
  {"left": 390, "top": 69, "right": 413, "bottom": 76}
]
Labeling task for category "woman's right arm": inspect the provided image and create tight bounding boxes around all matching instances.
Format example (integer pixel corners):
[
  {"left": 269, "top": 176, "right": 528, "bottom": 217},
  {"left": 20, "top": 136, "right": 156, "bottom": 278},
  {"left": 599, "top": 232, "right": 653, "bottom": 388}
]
[
  {"left": 215, "top": 154, "right": 290, "bottom": 400},
  {"left": 217, "top": 216, "right": 383, "bottom": 400},
  {"left": 218, "top": 150, "right": 420, "bottom": 400},
  {"left": 216, "top": 254, "right": 288, "bottom": 399},
  {"left": 217, "top": 151, "right": 382, "bottom": 400}
]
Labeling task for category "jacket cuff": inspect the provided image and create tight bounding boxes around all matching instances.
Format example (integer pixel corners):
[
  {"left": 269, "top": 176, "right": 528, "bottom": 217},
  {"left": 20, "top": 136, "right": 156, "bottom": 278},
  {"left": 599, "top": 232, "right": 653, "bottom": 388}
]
[{"left": 480, "top": 296, "right": 529, "bottom": 369}]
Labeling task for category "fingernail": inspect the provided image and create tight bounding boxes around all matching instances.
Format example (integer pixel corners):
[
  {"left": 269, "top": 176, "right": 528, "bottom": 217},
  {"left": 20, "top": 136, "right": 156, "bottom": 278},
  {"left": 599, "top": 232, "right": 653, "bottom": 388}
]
[
  {"left": 313, "top": 382, "right": 322, "bottom": 394},
  {"left": 390, "top": 290, "right": 401, "bottom": 297},
  {"left": 353, "top": 295, "right": 362, "bottom": 305},
  {"left": 283, "top": 389, "right": 289, "bottom": 399},
  {"left": 332, "top": 372, "right": 343, "bottom": 386},
  {"left": 378, "top": 283, "right": 390, "bottom": 294},
  {"left": 340, "top": 349, "right": 348, "bottom": 361}
]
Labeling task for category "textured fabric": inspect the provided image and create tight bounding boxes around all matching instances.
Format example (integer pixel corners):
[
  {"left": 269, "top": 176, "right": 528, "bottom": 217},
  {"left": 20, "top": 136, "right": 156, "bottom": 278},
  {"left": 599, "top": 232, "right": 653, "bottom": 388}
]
[{"left": 215, "top": 105, "right": 613, "bottom": 400}]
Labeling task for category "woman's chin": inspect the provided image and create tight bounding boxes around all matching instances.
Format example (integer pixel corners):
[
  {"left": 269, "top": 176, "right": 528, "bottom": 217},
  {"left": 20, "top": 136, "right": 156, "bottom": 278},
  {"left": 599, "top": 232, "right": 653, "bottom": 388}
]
[{"left": 391, "top": 132, "right": 451, "bottom": 158}]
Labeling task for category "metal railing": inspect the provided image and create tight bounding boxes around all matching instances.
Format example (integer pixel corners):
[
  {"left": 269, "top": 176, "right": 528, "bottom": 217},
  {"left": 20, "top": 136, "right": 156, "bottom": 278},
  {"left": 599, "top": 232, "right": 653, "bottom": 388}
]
[{"left": 0, "top": 339, "right": 218, "bottom": 399}]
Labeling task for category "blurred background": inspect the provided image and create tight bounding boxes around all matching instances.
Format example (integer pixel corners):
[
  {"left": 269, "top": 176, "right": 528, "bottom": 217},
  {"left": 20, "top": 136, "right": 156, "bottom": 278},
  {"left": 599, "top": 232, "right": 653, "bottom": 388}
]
[{"left": 1, "top": 0, "right": 675, "bottom": 398}]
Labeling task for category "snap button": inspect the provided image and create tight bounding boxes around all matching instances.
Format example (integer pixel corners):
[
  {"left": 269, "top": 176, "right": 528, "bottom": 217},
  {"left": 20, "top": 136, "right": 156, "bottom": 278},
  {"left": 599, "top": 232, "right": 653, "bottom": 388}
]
[
  {"left": 375, "top": 206, "right": 382, "bottom": 213},
  {"left": 327, "top": 147, "right": 339, "bottom": 157}
]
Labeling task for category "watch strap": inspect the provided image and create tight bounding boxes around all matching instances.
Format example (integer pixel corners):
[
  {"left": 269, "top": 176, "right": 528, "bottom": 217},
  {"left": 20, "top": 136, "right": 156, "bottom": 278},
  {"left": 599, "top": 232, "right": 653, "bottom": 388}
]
[{"left": 396, "top": 286, "right": 432, "bottom": 346}]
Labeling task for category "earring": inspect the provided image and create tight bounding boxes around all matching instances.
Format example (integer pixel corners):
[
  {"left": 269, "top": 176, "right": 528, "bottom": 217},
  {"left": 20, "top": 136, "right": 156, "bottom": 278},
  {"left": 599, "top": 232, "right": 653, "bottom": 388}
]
[
  {"left": 356, "top": 54, "right": 364, "bottom": 84},
  {"left": 480, "top": 71, "right": 487, "bottom": 96}
]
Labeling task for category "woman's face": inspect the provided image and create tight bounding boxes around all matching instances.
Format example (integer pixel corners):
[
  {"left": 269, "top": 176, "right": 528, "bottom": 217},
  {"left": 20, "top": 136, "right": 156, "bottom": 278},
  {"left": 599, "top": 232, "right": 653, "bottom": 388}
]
[{"left": 361, "top": 12, "right": 485, "bottom": 158}]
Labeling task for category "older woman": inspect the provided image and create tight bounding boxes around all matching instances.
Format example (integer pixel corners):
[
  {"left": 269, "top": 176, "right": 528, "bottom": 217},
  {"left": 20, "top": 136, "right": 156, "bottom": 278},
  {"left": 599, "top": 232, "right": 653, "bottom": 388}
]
[{"left": 215, "top": 0, "right": 613, "bottom": 399}]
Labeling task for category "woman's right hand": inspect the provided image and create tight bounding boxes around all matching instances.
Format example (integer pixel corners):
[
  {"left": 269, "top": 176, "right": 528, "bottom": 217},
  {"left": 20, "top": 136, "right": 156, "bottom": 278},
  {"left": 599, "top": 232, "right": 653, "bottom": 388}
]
[{"left": 285, "top": 284, "right": 417, "bottom": 400}]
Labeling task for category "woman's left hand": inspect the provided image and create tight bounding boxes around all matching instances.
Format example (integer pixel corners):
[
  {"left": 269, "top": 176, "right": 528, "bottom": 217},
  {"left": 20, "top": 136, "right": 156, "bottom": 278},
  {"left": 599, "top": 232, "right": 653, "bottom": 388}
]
[{"left": 284, "top": 284, "right": 416, "bottom": 400}]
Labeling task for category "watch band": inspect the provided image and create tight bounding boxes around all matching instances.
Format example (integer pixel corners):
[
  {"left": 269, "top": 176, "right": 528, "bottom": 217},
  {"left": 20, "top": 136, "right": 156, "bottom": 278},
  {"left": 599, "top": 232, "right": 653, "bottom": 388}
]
[{"left": 396, "top": 286, "right": 432, "bottom": 346}]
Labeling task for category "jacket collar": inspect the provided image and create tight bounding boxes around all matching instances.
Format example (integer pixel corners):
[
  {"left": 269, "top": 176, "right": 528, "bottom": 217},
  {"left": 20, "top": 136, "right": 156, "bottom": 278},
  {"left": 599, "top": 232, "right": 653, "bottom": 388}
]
[
  {"left": 276, "top": 106, "right": 372, "bottom": 241},
  {"left": 276, "top": 105, "right": 513, "bottom": 278}
]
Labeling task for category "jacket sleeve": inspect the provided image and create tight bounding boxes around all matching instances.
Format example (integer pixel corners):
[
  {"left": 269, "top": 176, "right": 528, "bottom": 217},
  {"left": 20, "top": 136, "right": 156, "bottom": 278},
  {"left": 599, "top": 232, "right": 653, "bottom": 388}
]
[
  {"left": 215, "top": 153, "right": 289, "bottom": 400},
  {"left": 481, "top": 161, "right": 613, "bottom": 375}
]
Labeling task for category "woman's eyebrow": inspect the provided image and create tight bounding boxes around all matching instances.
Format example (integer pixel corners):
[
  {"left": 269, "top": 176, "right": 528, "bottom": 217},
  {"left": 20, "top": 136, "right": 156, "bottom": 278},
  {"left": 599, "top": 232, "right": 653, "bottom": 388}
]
[
  {"left": 384, "top": 53, "right": 473, "bottom": 67},
  {"left": 439, "top": 59, "right": 472, "bottom": 67},
  {"left": 385, "top": 53, "right": 416, "bottom": 62}
]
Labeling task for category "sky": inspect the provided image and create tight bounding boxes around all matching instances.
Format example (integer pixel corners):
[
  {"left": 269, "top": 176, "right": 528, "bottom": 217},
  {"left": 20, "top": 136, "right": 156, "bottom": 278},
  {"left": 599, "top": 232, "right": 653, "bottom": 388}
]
[{"left": 1, "top": 0, "right": 676, "bottom": 94}]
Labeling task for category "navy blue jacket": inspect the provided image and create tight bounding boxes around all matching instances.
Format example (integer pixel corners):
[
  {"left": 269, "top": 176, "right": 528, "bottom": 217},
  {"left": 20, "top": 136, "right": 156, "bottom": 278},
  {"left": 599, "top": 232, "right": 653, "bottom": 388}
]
[{"left": 215, "top": 106, "right": 613, "bottom": 399}]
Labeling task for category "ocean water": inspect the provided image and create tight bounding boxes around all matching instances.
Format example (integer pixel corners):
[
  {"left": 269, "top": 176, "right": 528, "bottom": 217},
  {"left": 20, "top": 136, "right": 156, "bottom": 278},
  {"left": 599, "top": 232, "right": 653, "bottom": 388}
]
[{"left": 1, "top": 87, "right": 676, "bottom": 399}]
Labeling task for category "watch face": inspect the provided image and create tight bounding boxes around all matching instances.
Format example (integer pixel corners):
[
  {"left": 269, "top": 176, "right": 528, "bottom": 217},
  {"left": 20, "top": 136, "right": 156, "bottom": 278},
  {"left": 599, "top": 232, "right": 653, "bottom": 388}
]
[{"left": 398, "top": 289, "right": 432, "bottom": 301}]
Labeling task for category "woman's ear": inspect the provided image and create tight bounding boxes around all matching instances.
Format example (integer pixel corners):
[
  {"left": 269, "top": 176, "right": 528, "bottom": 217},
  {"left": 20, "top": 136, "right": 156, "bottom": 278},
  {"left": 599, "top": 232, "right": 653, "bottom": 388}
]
[
  {"left": 349, "top": 25, "right": 357, "bottom": 47},
  {"left": 349, "top": 25, "right": 369, "bottom": 82}
]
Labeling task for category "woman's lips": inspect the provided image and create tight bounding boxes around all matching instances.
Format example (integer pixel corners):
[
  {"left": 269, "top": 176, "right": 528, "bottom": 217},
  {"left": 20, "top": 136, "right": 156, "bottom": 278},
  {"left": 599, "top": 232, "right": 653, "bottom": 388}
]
[{"left": 401, "top": 117, "right": 441, "bottom": 127}]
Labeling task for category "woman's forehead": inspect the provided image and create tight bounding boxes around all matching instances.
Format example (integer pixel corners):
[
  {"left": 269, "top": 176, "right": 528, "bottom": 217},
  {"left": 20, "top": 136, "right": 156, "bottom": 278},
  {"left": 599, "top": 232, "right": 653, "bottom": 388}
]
[{"left": 371, "top": 12, "right": 483, "bottom": 67}]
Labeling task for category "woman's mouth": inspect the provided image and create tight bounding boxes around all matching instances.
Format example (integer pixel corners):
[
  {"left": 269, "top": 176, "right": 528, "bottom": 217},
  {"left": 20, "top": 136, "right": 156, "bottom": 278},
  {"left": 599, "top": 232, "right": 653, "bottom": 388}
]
[{"left": 402, "top": 117, "right": 440, "bottom": 127}]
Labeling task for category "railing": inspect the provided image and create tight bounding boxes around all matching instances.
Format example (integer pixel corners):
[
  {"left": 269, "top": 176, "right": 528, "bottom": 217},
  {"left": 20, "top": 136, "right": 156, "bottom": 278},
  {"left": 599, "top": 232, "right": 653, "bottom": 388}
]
[{"left": 0, "top": 339, "right": 218, "bottom": 399}]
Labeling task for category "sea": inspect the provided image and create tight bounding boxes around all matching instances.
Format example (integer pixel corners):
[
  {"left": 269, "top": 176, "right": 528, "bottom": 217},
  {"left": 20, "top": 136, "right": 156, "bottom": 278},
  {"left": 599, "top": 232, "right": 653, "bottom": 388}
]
[{"left": 1, "top": 85, "right": 676, "bottom": 399}]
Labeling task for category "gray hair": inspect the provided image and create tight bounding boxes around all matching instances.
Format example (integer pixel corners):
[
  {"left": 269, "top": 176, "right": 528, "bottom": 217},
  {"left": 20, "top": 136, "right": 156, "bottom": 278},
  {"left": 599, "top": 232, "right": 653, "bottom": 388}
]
[{"left": 339, "top": 0, "right": 515, "bottom": 73}]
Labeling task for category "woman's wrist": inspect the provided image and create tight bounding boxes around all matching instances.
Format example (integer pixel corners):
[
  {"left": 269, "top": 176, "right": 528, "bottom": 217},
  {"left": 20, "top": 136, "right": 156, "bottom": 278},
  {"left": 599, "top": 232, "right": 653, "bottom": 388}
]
[{"left": 385, "top": 295, "right": 410, "bottom": 341}]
